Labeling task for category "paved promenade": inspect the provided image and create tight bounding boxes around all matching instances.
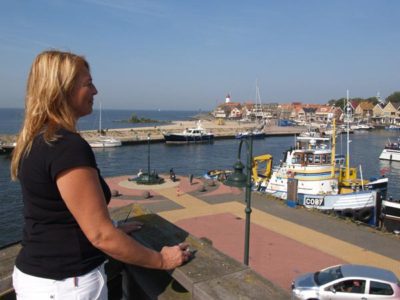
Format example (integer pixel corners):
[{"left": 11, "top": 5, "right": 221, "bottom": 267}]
[{"left": 107, "top": 174, "right": 400, "bottom": 292}]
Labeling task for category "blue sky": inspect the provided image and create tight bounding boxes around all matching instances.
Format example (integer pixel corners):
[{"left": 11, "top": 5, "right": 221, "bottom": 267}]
[{"left": 0, "top": 0, "right": 399, "bottom": 110}]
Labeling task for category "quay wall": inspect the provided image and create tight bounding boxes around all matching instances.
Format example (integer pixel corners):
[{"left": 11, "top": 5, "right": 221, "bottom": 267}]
[{"left": 0, "top": 120, "right": 306, "bottom": 144}]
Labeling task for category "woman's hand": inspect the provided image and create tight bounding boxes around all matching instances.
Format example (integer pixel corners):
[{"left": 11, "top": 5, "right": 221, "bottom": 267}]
[{"left": 160, "top": 243, "right": 192, "bottom": 270}]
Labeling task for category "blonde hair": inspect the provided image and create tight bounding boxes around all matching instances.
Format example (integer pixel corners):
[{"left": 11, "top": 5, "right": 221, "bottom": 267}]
[{"left": 11, "top": 50, "right": 90, "bottom": 180}]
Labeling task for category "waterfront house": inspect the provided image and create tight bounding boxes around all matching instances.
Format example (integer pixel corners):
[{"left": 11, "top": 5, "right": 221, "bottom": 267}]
[
  {"left": 278, "top": 103, "right": 293, "bottom": 120},
  {"left": 372, "top": 103, "right": 385, "bottom": 124},
  {"left": 303, "top": 107, "right": 317, "bottom": 123},
  {"left": 382, "top": 101, "right": 400, "bottom": 125},
  {"left": 228, "top": 104, "right": 242, "bottom": 119},
  {"left": 262, "top": 103, "right": 279, "bottom": 119},
  {"left": 212, "top": 101, "right": 243, "bottom": 120},
  {"left": 354, "top": 101, "right": 374, "bottom": 123},
  {"left": 291, "top": 106, "right": 306, "bottom": 123},
  {"left": 240, "top": 102, "right": 254, "bottom": 119},
  {"left": 315, "top": 105, "right": 341, "bottom": 123},
  {"left": 212, "top": 107, "right": 227, "bottom": 118}
]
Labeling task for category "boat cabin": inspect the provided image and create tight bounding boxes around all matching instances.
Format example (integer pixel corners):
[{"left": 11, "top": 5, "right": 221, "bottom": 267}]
[{"left": 291, "top": 151, "right": 332, "bottom": 165}]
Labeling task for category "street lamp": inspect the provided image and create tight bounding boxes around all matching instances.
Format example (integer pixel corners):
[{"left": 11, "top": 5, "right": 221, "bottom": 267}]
[
  {"left": 147, "top": 133, "right": 151, "bottom": 178},
  {"left": 224, "top": 135, "right": 253, "bottom": 265},
  {"left": 136, "top": 133, "right": 164, "bottom": 185}
]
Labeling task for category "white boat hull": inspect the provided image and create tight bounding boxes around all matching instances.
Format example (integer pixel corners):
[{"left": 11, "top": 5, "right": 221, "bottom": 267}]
[
  {"left": 303, "top": 190, "right": 376, "bottom": 211},
  {"left": 299, "top": 191, "right": 378, "bottom": 224},
  {"left": 381, "top": 200, "right": 400, "bottom": 232},
  {"left": 379, "top": 149, "right": 400, "bottom": 161},
  {"left": 89, "top": 137, "right": 122, "bottom": 148},
  {"left": 265, "top": 178, "right": 338, "bottom": 198}
]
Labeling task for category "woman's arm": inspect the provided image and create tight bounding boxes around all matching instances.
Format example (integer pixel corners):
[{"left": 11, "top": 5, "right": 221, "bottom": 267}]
[{"left": 56, "top": 166, "right": 189, "bottom": 270}]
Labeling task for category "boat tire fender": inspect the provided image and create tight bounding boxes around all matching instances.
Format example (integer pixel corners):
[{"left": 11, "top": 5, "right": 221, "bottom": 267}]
[
  {"left": 356, "top": 207, "right": 373, "bottom": 223},
  {"left": 341, "top": 209, "right": 355, "bottom": 219}
]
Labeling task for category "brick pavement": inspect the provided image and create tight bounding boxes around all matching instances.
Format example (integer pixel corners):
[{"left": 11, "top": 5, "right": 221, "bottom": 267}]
[{"left": 107, "top": 174, "right": 400, "bottom": 292}]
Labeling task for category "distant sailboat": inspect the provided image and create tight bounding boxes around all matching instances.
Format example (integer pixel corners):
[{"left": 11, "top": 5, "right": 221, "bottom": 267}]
[{"left": 89, "top": 102, "right": 122, "bottom": 148}]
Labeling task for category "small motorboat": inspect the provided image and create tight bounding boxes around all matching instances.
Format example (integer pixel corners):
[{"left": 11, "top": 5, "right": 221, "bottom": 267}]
[
  {"left": 235, "top": 129, "right": 265, "bottom": 139},
  {"left": 379, "top": 138, "right": 400, "bottom": 162}
]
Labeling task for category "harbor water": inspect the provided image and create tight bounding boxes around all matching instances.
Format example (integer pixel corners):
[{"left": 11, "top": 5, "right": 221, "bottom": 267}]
[{"left": 1, "top": 108, "right": 400, "bottom": 247}]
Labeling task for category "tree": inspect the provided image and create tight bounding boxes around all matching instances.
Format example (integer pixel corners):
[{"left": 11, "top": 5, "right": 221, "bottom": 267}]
[
  {"left": 386, "top": 92, "right": 400, "bottom": 104},
  {"left": 365, "top": 97, "right": 379, "bottom": 105},
  {"left": 328, "top": 99, "right": 336, "bottom": 106}
]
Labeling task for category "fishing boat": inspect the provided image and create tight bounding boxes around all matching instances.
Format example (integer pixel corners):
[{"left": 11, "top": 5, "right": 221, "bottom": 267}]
[
  {"left": 235, "top": 129, "right": 265, "bottom": 139},
  {"left": 379, "top": 138, "right": 400, "bottom": 162},
  {"left": 264, "top": 91, "right": 388, "bottom": 223},
  {"left": 163, "top": 121, "right": 214, "bottom": 144},
  {"left": 88, "top": 102, "right": 122, "bottom": 148},
  {"left": 265, "top": 131, "right": 344, "bottom": 197},
  {"left": 380, "top": 198, "right": 400, "bottom": 233}
]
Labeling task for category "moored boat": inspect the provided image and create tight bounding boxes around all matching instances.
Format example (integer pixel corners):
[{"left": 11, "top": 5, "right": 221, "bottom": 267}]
[
  {"left": 379, "top": 138, "right": 400, "bottom": 162},
  {"left": 380, "top": 198, "right": 400, "bottom": 233},
  {"left": 385, "top": 124, "right": 400, "bottom": 130},
  {"left": 264, "top": 133, "right": 345, "bottom": 197},
  {"left": 301, "top": 190, "right": 378, "bottom": 224},
  {"left": 89, "top": 101, "right": 122, "bottom": 148},
  {"left": 89, "top": 136, "right": 122, "bottom": 148},
  {"left": 235, "top": 129, "right": 265, "bottom": 139},
  {"left": 264, "top": 93, "right": 388, "bottom": 224},
  {"left": 163, "top": 121, "right": 214, "bottom": 144},
  {"left": 0, "top": 141, "right": 16, "bottom": 154}
]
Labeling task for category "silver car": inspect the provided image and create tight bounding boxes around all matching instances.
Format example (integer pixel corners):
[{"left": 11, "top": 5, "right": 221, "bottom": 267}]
[{"left": 291, "top": 264, "right": 400, "bottom": 299}]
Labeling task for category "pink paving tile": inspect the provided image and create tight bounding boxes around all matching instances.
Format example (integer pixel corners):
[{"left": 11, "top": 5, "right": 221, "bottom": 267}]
[
  {"left": 177, "top": 176, "right": 242, "bottom": 197},
  {"left": 176, "top": 213, "right": 344, "bottom": 291},
  {"left": 201, "top": 183, "right": 243, "bottom": 197}
]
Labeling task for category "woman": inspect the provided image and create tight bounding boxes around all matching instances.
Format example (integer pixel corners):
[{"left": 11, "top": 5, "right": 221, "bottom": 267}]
[{"left": 11, "top": 50, "right": 190, "bottom": 299}]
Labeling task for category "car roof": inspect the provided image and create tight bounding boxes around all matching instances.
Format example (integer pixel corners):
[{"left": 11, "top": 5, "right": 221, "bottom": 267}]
[{"left": 341, "top": 265, "right": 399, "bottom": 283}]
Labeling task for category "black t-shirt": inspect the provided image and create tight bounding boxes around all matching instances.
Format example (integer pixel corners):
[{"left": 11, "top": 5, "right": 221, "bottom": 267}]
[{"left": 16, "top": 128, "right": 111, "bottom": 280}]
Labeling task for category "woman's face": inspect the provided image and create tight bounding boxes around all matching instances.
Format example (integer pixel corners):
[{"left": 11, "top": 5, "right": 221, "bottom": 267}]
[{"left": 70, "top": 66, "right": 98, "bottom": 119}]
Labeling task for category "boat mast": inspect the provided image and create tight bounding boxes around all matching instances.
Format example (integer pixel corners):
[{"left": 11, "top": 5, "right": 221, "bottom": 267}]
[
  {"left": 331, "top": 118, "right": 336, "bottom": 178},
  {"left": 345, "top": 90, "right": 351, "bottom": 179},
  {"left": 256, "top": 79, "right": 260, "bottom": 111},
  {"left": 99, "top": 101, "right": 102, "bottom": 133},
  {"left": 255, "top": 79, "right": 262, "bottom": 119}
]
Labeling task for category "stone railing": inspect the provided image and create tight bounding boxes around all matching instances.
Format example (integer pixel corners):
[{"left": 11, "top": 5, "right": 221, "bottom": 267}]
[{"left": 0, "top": 204, "right": 289, "bottom": 299}]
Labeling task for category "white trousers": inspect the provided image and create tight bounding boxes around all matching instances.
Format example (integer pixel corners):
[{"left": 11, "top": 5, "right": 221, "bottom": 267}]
[{"left": 12, "top": 263, "right": 108, "bottom": 300}]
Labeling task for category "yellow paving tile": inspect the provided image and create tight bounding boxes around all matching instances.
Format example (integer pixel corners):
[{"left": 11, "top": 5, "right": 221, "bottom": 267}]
[{"left": 157, "top": 187, "right": 210, "bottom": 209}]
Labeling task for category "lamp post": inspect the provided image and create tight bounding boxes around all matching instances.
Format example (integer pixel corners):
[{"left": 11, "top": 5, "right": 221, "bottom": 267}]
[
  {"left": 224, "top": 135, "right": 253, "bottom": 265},
  {"left": 147, "top": 133, "right": 151, "bottom": 181},
  {"left": 136, "top": 133, "right": 164, "bottom": 185}
]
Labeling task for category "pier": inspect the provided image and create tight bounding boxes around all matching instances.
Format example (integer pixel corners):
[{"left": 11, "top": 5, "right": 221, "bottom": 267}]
[{"left": 0, "top": 120, "right": 306, "bottom": 146}]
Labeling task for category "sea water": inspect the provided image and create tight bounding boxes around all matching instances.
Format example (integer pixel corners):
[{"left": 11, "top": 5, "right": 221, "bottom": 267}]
[{"left": 1, "top": 108, "right": 399, "bottom": 247}]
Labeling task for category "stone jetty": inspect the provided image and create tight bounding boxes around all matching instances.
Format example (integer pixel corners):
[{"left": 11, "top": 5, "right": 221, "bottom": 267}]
[
  {"left": 81, "top": 120, "right": 305, "bottom": 144},
  {"left": 0, "top": 120, "right": 306, "bottom": 145}
]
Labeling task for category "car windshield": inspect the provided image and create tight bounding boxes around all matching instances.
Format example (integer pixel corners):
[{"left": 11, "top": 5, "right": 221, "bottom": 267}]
[{"left": 314, "top": 266, "right": 343, "bottom": 285}]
